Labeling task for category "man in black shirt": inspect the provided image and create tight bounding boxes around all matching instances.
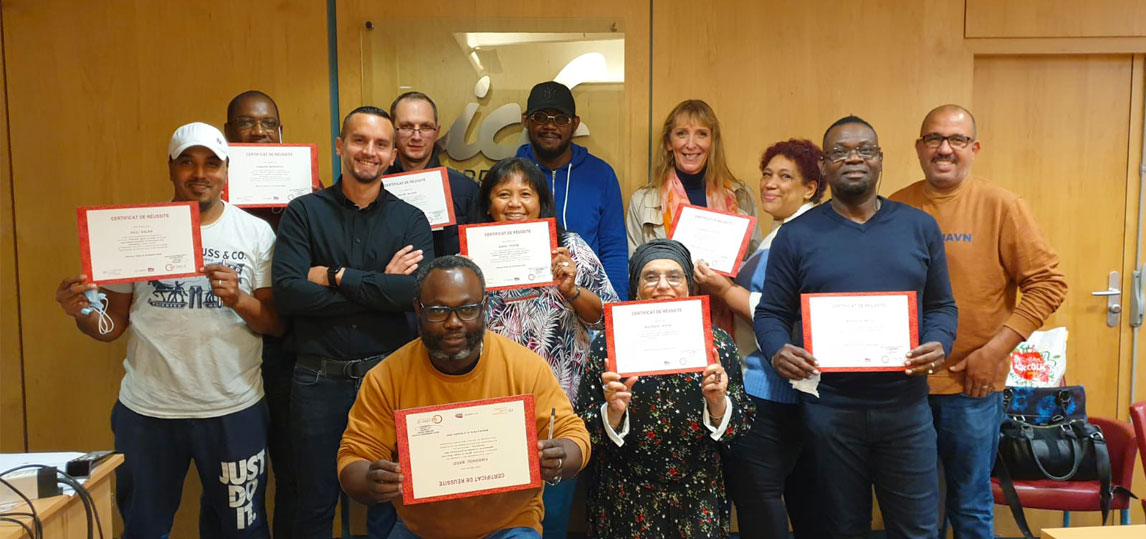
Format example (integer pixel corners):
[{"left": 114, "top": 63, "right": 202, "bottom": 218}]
[
  {"left": 273, "top": 105, "right": 434, "bottom": 538},
  {"left": 387, "top": 91, "right": 479, "bottom": 255}
]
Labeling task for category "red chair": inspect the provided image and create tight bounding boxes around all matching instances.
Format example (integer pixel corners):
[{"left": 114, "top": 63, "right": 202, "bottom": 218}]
[
  {"left": 990, "top": 415, "right": 1137, "bottom": 527},
  {"left": 1130, "top": 401, "right": 1146, "bottom": 514}
]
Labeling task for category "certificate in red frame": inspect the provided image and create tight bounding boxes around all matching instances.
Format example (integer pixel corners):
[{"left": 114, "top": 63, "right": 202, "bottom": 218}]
[
  {"left": 604, "top": 296, "right": 715, "bottom": 377},
  {"left": 381, "top": 167, "right": 457, "bottom": 230},
  {"left": 395, "top": 394, "right": 541, "bottom": 505},
  {"left": 77, "top": 201, "right": 204, "bottom": 285},
  {"left": 223, "top": 143, "right": 320, "bottom": 208},
  {"left": 459, "top": 218, "right": 559, "bottom": 291},
  {"left": 668, "top": 203, "right": 757, "bottom": 278},
  {"left": 800, "top": 291, "right": 919, "bottom": 373}
]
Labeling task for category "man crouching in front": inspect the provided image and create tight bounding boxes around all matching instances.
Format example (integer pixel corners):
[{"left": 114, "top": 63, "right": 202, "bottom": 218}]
[{"left": 337, "top": 255, "right": 590, "bottom": 539}]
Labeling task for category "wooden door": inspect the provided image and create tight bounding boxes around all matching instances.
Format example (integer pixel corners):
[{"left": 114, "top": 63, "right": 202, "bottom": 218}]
[{"left": 972, "top": 54, "right": 1139, "bottom": 534}]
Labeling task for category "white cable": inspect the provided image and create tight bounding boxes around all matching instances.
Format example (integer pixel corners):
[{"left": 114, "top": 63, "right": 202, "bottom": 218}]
[{"left": 562, "top": 161, "right": 572, "bottom": 228}]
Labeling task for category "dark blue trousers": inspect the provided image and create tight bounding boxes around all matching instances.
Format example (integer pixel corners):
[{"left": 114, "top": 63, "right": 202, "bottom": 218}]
[
  {"left": 290, "top": 363, "right": 396, "bottom": 539},
  {"left": 803, "top": 397, "right": 938, "bottom": 539},
  {"left": 111, "top": 400, "right": 270, "bottom": 538},
  {"left": 261, "top": 335, "right": 298, "bottom": 539}
]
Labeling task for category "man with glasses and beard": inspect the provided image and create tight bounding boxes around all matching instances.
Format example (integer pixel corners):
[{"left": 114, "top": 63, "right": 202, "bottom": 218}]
[
  {"left": 273, "top": 106, "right": 435, "bottom": 537},
  {"left": 338, "top": 256, "right": 589, "bottom": 539},
  {"left": 515, "top": 81, "right": 629, "bottom": 300},
  {"left": 755, "top": 116, "right": 958, "bottom": 538},
  {"left": 891, "top": 105, "right": 1066, "bottom": 538}
]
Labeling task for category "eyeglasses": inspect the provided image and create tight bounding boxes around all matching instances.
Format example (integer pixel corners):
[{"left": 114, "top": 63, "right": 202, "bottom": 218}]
[
  {"left": 918, "top": 133, "right": 974, "bottom": 149},
  {"left": 640, "top": 271, "right": 687, "bottom": 288},
  {"left": 825, "top": 145, "right": 881, "bottom": 163},
  {"left": 396, "top": 125, "right": 438, "bottom": 136},
  {"left": 419, "top": 300, "right": 485, "bottom": 322},
  {"left": 232, "top": 117, "right": 280, "bottom": 130},
  {"left": 527, "top": 112, "right": 573, "bottom": 127}
]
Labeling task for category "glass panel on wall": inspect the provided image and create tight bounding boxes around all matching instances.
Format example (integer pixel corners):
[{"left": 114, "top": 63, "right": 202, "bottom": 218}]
[{"left": 362, "top": 18, "right": 625, "bottom": 182}]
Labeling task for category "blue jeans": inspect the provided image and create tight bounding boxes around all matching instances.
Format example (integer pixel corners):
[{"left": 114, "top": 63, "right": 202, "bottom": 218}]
[
  {"left": 540, "top": 477, "right": 578, "bottom": 538},
  {"left": 111, "top": 400, "right": 270, "bottom": 538},
  {"left": 388, "top": 519, "right": 540, "bottom": 539},
  {"left": 804, "top": 397, "right": 938, "bottom": 539},
  {"left": 290, "top": 363, "right": 395, "bottom": 539},
  {"left": 931, "top": 392, "right": 1004, "bottom": 539}
]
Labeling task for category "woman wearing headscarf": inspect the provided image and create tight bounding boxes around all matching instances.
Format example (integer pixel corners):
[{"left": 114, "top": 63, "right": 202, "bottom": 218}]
[{"left": 575, "top": 239, "right": 754, "bottom": 538}]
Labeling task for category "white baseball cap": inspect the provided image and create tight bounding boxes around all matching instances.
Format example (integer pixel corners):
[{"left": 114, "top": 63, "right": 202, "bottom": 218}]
[{"left": 168, "top": 122, "right": 229, "bottom": 161}]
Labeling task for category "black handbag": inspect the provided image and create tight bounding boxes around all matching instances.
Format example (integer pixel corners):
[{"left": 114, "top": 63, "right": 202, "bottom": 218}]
[{"left": 993, "top": 386, "right": 1124, "bottom": 539}]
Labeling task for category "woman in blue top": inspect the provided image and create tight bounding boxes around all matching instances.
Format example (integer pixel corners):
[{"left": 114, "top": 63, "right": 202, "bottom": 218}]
[{"left": 694, "top": 139, "right": 826, "bottom": 539}]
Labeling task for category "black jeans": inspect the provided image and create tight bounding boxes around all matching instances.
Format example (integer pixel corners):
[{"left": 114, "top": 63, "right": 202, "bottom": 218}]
[
  {"left": 723, "top": 396, "right": 824, "bottom": 539},
  {"left": 261, "top": 336, "right": 297, "bottom": 538}
]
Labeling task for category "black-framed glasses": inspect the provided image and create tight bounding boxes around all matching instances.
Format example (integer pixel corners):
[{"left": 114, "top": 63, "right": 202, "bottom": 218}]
[
  {"left": 232, "top": 117, "right": 280, "bottom": 130},
  {"left": 528, "top": 111, "right": 573, "bottom": 127},
  {"left": 419, "top": 299, "right": 485, "bottom": 322},
  {"left": 825, "top": 145, "right": 881, "bottom": 163},
  {"left": 918, "top": 133, "right": 974, "bottom": 149},
  {"left": 396, "top": 125, "right": 438, "bottom": 136},
  {"left": 640, "top": 271, "right": 686, "bottom": 288}
]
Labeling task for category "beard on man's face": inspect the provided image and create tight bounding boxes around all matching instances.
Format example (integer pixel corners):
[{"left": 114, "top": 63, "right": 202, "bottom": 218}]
[{"left": 420, "top": 316, "right": 486, "bottom": 362}]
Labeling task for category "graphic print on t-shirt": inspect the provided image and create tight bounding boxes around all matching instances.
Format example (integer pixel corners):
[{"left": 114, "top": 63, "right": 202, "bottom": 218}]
[{"left": 146, "top": 249, "right": 246, "bottom": 309}]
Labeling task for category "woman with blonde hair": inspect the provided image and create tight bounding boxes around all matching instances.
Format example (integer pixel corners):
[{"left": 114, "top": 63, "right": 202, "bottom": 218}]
[{"left": 626, "top": 99, "right": 762, "bottom": 332}]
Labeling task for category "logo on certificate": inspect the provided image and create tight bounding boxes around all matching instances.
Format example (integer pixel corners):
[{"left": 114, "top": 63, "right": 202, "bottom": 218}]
[{"left": 432, "top": 415, "right": 443, "bottom": 424}]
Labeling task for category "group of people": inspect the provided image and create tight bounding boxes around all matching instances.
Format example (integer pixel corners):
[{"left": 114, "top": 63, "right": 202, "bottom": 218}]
[{"left": 55, "top": 78, "right": 1068, "bottom": 539}]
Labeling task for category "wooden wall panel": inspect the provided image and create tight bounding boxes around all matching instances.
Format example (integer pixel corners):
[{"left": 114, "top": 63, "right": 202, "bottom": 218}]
[
  {"left": 966, "top": 0, "right": 1146, "bottom": 38},
  {"left": 1, "top": 0, "right": 331, "bottom": 534},
  {"left": 0, "top": 7, "right": 25, "bottom": 453},
  {"left": 651, "top": 0, "right": 973, "bottom": 229}
]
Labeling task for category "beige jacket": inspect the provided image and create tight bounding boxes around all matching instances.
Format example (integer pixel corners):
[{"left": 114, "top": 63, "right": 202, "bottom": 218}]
[{"left": 625, "top": 181, "right": 764, "bottom": 256}]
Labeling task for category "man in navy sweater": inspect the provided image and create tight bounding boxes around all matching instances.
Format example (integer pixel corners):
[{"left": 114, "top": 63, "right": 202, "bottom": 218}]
[
  {"left": 755, "top": 116, "right": 957, "bottom": 538},
  {"left": 516, "top": 81, "right": 628, "bottom": 299}
]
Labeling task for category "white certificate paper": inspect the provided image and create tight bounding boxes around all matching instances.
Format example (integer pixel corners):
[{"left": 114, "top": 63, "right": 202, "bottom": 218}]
[
  {"left": 381, "top": 167, "right": 456, "bottom": 230},
  {"left": 459, "top": 218, "right": 558, "bottom": 291},
  {"left": 801, "top": 292, "right": 919, "bottom": 372},
  {"left": 224, "top": 143, "right": 318, "bottom": 207},
  {"left": 396, "top": 395, "right": 540, "bottom": 505},
  {"left": 605, "top": 296, "right": 715, "bottom": 376},
  {"left": 77, "top": 202, "right": 204, "bottom": 285},
  {"left": 668, "top": 204, "right": 757, "bottom": 276}
]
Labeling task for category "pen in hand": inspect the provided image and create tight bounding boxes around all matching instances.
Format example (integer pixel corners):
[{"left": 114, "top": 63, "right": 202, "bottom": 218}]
[{"left": 548, "top": 407, "right": 555, "bottom": 441}]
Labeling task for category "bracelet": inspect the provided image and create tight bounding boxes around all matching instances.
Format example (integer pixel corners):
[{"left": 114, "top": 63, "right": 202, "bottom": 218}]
[{"left": 566, "top": 285, "right": 582, "bottom": 302}]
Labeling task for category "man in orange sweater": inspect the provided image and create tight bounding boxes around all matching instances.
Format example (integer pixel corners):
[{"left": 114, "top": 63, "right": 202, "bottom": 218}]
[
  {"left": 890, "top": 105, "right": 1067, "bottom": 538},
  {"left": 337, "top": 255, "right": 590, "bottom": 539}
]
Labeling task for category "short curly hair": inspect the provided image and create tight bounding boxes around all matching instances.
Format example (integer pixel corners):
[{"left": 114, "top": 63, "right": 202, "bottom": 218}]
[{"left": 759, "top": 139, "right": 826, "bottom": 203}]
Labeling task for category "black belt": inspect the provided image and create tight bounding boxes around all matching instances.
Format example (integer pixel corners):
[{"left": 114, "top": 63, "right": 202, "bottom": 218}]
[{"left": 296, "top": 354, "right": 386, "bottom": 379}]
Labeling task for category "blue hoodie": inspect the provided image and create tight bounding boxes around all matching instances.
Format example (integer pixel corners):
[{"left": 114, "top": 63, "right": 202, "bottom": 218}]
[{"left": 516, "top": 142, "right": 629, "bottom": 299}]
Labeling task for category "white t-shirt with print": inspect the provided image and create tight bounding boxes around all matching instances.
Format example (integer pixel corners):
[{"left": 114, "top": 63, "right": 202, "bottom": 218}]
[{"left": 105, "top": 202, "right": 274, "bottom": 419}]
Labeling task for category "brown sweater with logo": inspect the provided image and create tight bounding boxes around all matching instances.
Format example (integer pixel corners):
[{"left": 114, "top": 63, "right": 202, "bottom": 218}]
[{"left": 890, "top": 177, "right": 1067, "bottom": 394}]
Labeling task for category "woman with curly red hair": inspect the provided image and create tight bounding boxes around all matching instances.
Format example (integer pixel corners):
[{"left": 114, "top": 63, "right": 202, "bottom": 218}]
[{"left": 695, "top": 138, "right": 828, "bottom": 539}]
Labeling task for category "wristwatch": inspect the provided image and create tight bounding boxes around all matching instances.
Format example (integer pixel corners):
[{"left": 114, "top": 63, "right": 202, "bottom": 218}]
[{"left": 327, "top": 265, "right": 342, "bottom": 289}]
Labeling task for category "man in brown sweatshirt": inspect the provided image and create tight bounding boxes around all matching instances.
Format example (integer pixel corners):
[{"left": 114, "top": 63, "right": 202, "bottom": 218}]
[{"left": 890, "top": 104, "right": 1067, "bottom": 538}]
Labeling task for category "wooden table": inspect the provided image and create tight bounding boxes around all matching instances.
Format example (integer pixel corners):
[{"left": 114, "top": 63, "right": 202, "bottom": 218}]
[
  {"left": 1042, "top": 525, "right": 1146, "bottom": 538},
  {"left": 0, "top": 454, "right": 123, "bottom": 539}
]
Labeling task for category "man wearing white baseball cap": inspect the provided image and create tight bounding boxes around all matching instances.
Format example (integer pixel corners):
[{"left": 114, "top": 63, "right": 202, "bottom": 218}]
[{"left": 55, "top": 122, "right": 284, "bottom": 537}]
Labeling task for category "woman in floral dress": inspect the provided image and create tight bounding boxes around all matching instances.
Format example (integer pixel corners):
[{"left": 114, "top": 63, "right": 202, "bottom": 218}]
[
  {"left": 576, "top": 238, "right": 754, "bottom": 538},
  {"left": 477, "top": 157, "right": 619, "bottom": 534}
]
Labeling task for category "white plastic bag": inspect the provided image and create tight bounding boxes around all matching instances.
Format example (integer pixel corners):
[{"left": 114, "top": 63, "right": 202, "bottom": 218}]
[{"left": 1005, "top": 327, "right": 1068, "bottom": 387}]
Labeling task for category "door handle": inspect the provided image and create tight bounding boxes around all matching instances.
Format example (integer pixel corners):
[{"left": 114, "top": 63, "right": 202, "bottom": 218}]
[{"left": 1092, "top": 271, "right": 1121, "bottom": 327}]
